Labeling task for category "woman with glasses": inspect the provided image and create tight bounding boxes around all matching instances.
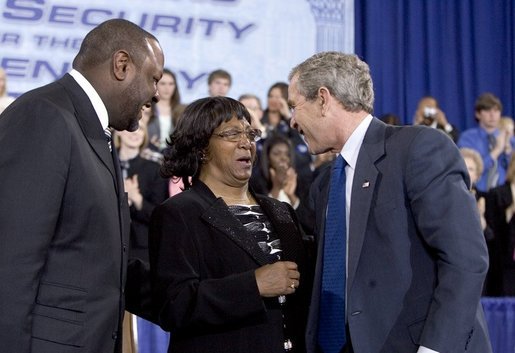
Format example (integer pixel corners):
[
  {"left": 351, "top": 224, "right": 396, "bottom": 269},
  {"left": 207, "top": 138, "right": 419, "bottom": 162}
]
[{"left": 149, "top": 96, "right": 310, "bottom": 353}]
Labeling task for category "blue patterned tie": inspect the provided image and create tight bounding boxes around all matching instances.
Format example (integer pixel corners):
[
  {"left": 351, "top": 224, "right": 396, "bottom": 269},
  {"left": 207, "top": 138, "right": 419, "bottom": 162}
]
[{"left": 318, "top": 154, "right": 347, "bottom": 353}]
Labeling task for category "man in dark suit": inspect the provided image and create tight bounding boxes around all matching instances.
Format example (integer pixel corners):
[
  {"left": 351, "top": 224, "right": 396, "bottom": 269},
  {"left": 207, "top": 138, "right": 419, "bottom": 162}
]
[
  {"left": 0, "top": 19, "right": 164, "bottom": 353},
  {"left": 287, "top": 52, "right": 492, "bottom": 353}
]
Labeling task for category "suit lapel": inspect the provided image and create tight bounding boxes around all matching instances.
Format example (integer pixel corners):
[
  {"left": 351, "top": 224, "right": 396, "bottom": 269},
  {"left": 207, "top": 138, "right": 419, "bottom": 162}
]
[
  {"left": 197, "top": 183, "right": 270, "bottom": 266},
  {"left": 347, "top": 118, "right": 386, "bottom": 289},
  {"left": 58, "top": 74, "right": 118, "bottom": 192}
]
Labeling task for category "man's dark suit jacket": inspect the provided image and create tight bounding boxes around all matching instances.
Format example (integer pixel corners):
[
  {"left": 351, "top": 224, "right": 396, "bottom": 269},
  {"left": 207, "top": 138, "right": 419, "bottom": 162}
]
[
  {"left": 307, "top": 118, "right": 492, "bottom": 353},
  {"left": 0, "top": 74, "right": 148, "bottom": 353},
  {"left": 149, "top": 181, "right": 311, "bottom": 353}
]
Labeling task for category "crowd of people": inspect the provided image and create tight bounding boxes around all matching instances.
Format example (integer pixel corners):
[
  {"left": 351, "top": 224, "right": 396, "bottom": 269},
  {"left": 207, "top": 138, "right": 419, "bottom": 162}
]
[{"left": 0, "top": 18, "right": 507, "bottom": 353}]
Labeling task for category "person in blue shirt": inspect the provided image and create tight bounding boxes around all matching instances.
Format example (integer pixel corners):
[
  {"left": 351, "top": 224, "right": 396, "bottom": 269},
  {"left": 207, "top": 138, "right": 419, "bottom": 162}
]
[{"left": 458, "top": 93, "right": 513, "bottom": 192}]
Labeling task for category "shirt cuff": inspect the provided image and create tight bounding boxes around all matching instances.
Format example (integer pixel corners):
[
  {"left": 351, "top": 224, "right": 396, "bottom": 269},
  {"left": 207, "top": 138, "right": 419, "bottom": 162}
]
[{"left": 418, "top": 346, "right": 439, "bottom": 353}]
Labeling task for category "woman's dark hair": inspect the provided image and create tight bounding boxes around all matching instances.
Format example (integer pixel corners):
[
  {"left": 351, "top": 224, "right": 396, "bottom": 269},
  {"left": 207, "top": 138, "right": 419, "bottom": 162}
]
[
  {"left": 164, "top": 68, "right": 182, "bottom": 109},
  {"left": 149, "top": 68, "right": 183, "bottom": 127},
  {"left": 160, "top": 96, "right": 251, "bottom": 187},
  {"left": 260, "top": 134, "right": 295, "bottom": 189},
  {"left": 267, "top": 82, "right": 288, "bottom": 100}
]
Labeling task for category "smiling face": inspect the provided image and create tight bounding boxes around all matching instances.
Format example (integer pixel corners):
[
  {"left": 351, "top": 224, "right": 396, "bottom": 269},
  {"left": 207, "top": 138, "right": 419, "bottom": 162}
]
[
  {"left": 288, "top": 75, "right": 328, "bottom": 154},
  {"left": 269, "top": 142, "right": 291, "bottom": 171},
  {"left": 117, "top": 126, "right": 146, "bottom": 150},
  {"left": 201, "top": 116, "right": 257, "bottom": 187}
]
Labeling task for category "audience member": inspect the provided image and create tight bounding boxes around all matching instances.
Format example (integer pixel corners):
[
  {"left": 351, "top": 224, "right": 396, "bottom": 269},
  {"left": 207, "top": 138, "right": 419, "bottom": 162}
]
[
  {"left": 115, "top": 124, "right": 170, "bottom": 353},
  {"left": 413, "top": 96, "right": 459, "bottom": 142},
  {"left": 0, "top": 67, "right": 15, "bottom": 113},
  {"left": 207, "top": 69, "right": 232, "bottom": 97},
  {"left": 485, "top": 153, "right": 515, "bottom": 296},
  {"left": 255, "top": 134, "right": 300, "bottom": 207},
  {"left": 149, "top": 96, "right": 310, "bottom": 353},
  {"left": 288, "top": 51, "right": 491, "bottom": 353},
  {"left": 262, "top": 82, "right": 313, "bottom": 203},
  {"left": 114, "top": 125, "right": 169, "bottom": 262},
  {"left": 239, "top": 93, "right": 266, "bottom": 133},
  {"left": 0, "top": 18, "right": 164, "bottom": 353},
  {"left": 147, "top": 68, "right": 186, "bottom": 151},
  {"left": 379, "top": 113, "right": 401, "bottom": 125},
  {"left": 460, "top": 147, "right": 497, "bottom": 295},
  {"left": 458, "top": 93, "right": 513, "bottom": 192}
]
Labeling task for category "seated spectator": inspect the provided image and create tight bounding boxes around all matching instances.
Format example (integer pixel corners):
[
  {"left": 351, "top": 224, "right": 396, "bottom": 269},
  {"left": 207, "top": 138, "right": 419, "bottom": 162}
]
[
  {"left": 458, "top": 92, "right": 513, "bottom": 192},
  {"left": 207, "top": 69, "right": 232, "bottom": 97},
  {"left": 0, "top": 68, "right": 15, "bottom": 114},
  {"left": 413, "top": 96, "right": 459, "bottom": 142}
]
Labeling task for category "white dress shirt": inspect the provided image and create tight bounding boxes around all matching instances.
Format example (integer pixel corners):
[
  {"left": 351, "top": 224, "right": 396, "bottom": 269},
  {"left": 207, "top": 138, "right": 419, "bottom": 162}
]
[{"left": 69, "top": 69, "right": 109, "bottom": 131}]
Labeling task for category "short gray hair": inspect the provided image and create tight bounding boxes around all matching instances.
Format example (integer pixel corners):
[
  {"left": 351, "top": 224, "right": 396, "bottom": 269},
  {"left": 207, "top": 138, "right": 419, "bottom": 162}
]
[{"left": 289, "top": 51, "right": 374, "bottom": 113}]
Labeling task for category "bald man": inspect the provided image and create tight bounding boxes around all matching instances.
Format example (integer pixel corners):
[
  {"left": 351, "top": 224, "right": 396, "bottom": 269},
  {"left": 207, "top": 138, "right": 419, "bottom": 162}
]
[{"left": 0, "top": 19, "right": 164, "bottom": 353}]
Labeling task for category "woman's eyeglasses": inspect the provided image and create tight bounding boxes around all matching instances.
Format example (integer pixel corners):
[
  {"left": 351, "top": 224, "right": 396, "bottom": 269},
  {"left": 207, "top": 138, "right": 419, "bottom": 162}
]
[{"left": 214, "top": 128, "right": 262, "bottom": 142}]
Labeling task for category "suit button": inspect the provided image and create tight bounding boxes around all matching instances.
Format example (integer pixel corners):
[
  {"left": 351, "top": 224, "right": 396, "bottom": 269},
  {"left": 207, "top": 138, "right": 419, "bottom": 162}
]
[
  {"left": 112, "top": 331, "right": 118, "bottom": 340},
  {"left": 123, "top": 245, "right": 127, "bottom": 252}
]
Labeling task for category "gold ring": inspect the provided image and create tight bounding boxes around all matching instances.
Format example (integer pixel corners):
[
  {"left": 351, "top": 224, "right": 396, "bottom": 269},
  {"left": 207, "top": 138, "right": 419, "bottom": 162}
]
[{"left": 290, "top": 283, "right": 295, "bottom": 289}]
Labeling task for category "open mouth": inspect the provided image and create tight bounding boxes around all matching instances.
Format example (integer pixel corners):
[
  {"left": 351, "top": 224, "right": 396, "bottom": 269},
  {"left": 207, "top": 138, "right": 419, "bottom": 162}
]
[{"left": 237, "top": 156, "right": 252, "bottom": 166}]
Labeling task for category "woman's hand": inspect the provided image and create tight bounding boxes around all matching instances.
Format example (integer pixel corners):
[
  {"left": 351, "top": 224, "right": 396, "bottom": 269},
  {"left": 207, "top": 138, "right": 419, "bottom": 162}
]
[
  {"left": 124, "top": 175, "right": 143, "bottom": 210},
  {"left": 255, "top": 261, "right": 300, "bottom": 297},
  {"left": 283, "top": 167, "right": 298, "bottom": 205}
]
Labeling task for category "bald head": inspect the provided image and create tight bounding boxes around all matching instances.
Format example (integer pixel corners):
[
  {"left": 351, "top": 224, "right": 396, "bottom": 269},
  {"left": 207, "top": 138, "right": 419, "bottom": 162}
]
[{"left": 73, "top": 19, "right": 158, "bottom": 71}]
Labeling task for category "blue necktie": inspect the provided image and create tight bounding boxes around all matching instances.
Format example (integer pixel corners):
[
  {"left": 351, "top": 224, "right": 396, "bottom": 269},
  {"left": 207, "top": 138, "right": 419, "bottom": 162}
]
[{"left": 318, "top": 155, "right": 347, "bottom": 353}]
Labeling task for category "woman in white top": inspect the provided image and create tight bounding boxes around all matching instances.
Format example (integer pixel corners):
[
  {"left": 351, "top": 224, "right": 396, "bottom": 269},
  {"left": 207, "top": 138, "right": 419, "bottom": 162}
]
[{"left": 147, "top": 68, "right": 186, "bottom": 151}]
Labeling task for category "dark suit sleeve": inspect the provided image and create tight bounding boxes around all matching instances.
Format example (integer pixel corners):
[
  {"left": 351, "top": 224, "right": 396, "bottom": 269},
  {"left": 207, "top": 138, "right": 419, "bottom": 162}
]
[
  {"left": 0, "top": 100, "right": 71, "bottom": 352},
  {"left": 405, "top": 129, "right": 488, "bottom": 350},
  {"left": 149, "top": 202, "right": 267, "bottom": 332}
]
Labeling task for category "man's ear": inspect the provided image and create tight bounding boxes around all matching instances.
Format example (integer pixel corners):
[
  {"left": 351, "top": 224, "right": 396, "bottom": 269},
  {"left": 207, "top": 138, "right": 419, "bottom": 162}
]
[
  {"left": 319, "top": 86, "right": 331, "bottom": 115},
  {"left": 113, "top": 50, "right": 131, "bottom": 81}
]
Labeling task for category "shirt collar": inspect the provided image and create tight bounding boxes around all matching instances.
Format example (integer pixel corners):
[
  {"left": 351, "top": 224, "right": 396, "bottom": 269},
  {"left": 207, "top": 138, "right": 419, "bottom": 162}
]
[
  {"left": 340, "top": 114, "right": 373, "bottom": 169},
  {"left": 69, "top": 69, "right": 109, "bottom": 131}
]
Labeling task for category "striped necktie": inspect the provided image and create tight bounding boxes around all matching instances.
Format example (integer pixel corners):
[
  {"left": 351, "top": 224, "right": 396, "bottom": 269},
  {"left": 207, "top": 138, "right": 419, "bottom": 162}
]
[{"left": 104, "top": 127, "right": 112, "bottom": 152}]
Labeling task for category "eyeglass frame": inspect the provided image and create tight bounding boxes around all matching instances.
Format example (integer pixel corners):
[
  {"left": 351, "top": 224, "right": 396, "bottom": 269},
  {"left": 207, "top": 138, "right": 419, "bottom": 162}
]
[{"left": 213, "top": 128, "right": 262, "bottom": 142}]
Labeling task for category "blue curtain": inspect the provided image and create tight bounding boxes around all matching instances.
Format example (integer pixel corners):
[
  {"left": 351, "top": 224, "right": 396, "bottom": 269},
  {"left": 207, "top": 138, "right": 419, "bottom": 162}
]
[
  {"left": 481, "top": 298, "right": 515, "bottom": 353},
  {"left": 355, "top": 0, "right": 514, "bottom": 131}
]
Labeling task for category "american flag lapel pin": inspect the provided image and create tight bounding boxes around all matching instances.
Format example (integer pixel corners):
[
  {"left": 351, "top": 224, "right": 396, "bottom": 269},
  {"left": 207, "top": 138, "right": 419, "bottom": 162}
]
[{"left": 362, "top": 181, "right": 370, "bottom": 188}]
